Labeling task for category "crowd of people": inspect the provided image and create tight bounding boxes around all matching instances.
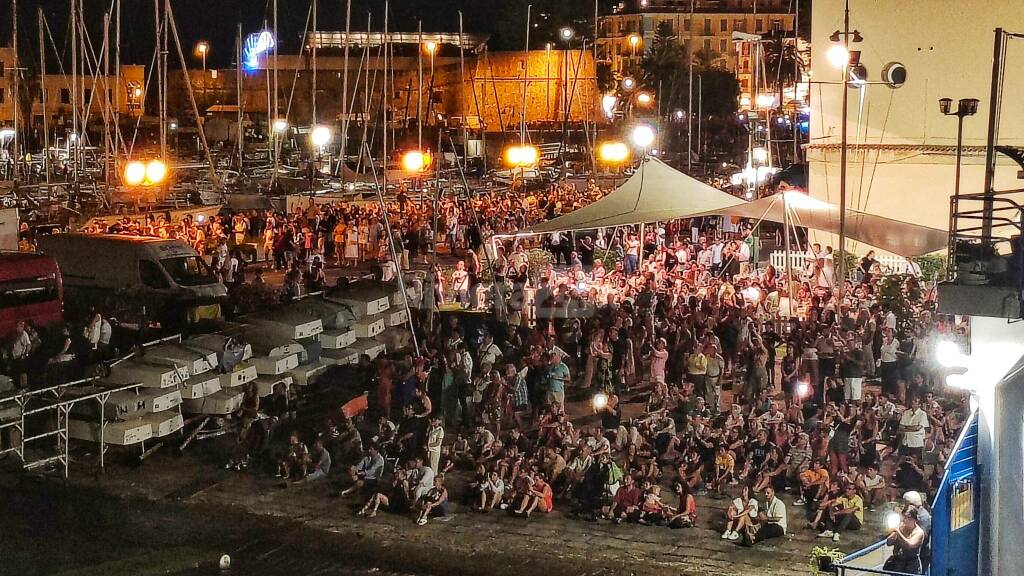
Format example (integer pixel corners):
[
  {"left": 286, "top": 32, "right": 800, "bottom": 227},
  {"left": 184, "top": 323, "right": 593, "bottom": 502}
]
[
  {"left": 210, "top": 186, "right": 959, "bottom": 575},
  {"left": 11, "top": 173, "right": 958, "bottom": 573}
]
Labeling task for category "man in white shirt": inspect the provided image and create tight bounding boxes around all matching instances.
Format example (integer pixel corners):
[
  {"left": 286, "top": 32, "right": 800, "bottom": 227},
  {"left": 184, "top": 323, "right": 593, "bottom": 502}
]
[
  {"left": 898, "top": 396, "right": 930, "bottom": 460},
  {"left": 754, "top": 486, "right": 788, "bottom": 544},
  {"left": 711, "top": 240, "right": 724, "bottom": 272}
]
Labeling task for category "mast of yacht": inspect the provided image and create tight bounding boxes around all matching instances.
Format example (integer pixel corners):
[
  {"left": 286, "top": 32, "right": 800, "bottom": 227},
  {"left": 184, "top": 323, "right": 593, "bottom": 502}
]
[
  {"left": 237, "top": 24, "right": 244, "bottom": 171},
  {"left": 39, "top": 8, "right": 50, "bottom": 184},
  {"left": 311, "top": 0, "right": 317, "bottom": 125},
  {"left": 11, "top": 0, "right": 19, "bottom": 182},
  {"left": 71, "top": 0, "right": 79, "bottom": 182},
  {"left": 340, "top": 0, "right": 352, "bottom": 176}
]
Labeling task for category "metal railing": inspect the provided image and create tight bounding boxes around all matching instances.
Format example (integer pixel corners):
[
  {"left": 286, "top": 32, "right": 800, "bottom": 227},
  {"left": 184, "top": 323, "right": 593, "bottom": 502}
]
[
  {"left": 0, "top": 332, "right": 185, "bottom": 478},
  {"left": 946, "top": 188, "right": 1024, "bottom": 291}
]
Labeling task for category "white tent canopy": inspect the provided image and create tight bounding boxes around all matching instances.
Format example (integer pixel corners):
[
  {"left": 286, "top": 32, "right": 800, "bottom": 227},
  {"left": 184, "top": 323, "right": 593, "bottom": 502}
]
[
  {"left": 686, "top": 191, "right": 948, "bottom": 257},
  {"left": 519, "top": 157, "right": 745, "bottom": 235}
]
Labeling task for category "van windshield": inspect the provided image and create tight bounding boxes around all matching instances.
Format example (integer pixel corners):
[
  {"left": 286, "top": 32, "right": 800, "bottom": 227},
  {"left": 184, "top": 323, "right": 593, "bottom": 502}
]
[{"left": 160, "top": 256, "right": 216, "bottom": 287}]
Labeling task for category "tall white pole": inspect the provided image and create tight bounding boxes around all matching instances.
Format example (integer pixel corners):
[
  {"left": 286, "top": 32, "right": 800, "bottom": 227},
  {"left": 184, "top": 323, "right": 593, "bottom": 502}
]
[
  {"left": 11, "top": 0, "right": 19, "bottom": 181},
  {"left": 687, "top": 0, "right": 694, "bottom": 172},
  {"left": 521, "top": 5, "right": 530, "bottom": 145},
  {"left": 71, "top": 0, "right": 78, "bottom": 181},
  {"left": 311, "top": 0, "right": 317, "bottom": 124},
  {"left": 39, "top": 8, "right": 49, "bottom": 183},
  {"left": 418, "top": 20, "right": 423, "bottom": 150},
  {"left": 340, "top": 0, "right": 352, "bottom": 172}
]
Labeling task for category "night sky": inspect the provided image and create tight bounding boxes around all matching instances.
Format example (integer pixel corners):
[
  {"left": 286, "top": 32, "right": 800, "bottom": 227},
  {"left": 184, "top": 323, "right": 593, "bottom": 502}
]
[{"left": 4, "top": 0, "right": 609, "bottom": 71}]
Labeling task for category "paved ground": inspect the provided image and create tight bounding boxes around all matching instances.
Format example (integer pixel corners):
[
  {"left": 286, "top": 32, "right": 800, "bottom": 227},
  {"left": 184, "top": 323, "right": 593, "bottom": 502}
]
[
  {"left": 0, "top": 254, "right": 886, "bottom": 575},
  {"left": 0, "top": 377, "right": 885, "bottom": 576}
]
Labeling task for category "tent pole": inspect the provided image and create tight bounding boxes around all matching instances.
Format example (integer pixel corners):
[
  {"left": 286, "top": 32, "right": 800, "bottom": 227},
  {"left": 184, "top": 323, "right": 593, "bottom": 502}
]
[{"left": 783, "top": 191, "right": 793, "bottom": 318}]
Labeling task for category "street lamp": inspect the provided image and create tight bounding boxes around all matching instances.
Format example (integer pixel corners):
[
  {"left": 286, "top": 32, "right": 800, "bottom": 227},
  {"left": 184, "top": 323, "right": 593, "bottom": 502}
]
[
  {"left": 196, "top": 41, "right": 209, "bottom": 71},
  {"left": 272, "top": 119, "right": 289, "bottom": 133},
  {"left": 310, "top": 125, "right": 332, "bottom": 148},
  {"left": 598, "top": 141, "right": 630, "bottom": 164},
  {"left": 401, "top": 150, "right": 432, "bottom": 173},
  {"left": 504, "top": 144, "right": 539, "bottom": 168},
  {"left": 559, "top": 27, "right": 575, "bottom": 42},
  {"left": 123, "top": 159, "right": 168, "bottom": 186},
  {"left": 939, "top": 97, "right": 980, "bottom": 198},
  {"left": 830, "top": 0, "right": 862, "bottom": 297},
  {"left": 635, "top": 91, "right": 653, "bottom": 106},
  {"left": 631, "top": 124, "right": 655, "bottom": 151},
  {"left": 628, "top": 34, "right": 641, "bottom": 57},
  {"left": 423, "top": 40, "right": 438, "bottom": 56},
  {"left": 621, "top": 76, "right": 636, "bottom": 91}
]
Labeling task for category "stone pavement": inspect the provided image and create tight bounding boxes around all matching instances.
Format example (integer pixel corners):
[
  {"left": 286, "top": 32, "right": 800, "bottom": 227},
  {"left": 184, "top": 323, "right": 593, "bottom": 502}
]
[{"left": 43, "top": 434, "right": 882, "bottom": 576}]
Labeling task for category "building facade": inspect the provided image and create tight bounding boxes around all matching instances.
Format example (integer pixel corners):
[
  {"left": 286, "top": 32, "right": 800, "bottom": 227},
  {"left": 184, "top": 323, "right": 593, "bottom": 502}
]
[
  {"left": 807, "top": 0, "right": 1024, "bottom": 242},
  {"left": 0, "top": 46, "right": 17, "bottom": 128},
  {"left": 597, "top": 0, "right": 795, "bottom": 97},
  {"left": 174, "top": 48, "right": 597, "bottom": 135}
]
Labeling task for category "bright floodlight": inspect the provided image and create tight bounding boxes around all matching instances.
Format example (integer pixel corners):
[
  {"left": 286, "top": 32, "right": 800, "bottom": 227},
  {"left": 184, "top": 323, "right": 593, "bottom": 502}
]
[
  {"left": 592, "top": 392, "right": 609, "bottom": 410},
  {"left": 423, "top": 40, "right": 438, "bottom": 55},
  {"left": 885, "top": 511, "right": 902, "bottom": 531},
  {"left": 559, "top": 27, "right": 575, "bottom": 42},
  {"left": 0, "top": 129, "right": 14, "bottom": 139},
  {"left": 755, "top": 93, "right": 776, "bottom": 108},
  {"left": 631, "top": 125, "right": 655, "bottom": 149},
  {"left": 196, "top": 41, "right": 209, "bottom": 55},
  {"left": 739, "top": 95, "right": 751, "bottom": 108},
  {"left": 753, "top": 147, "right": 769, "bottom": 163},
  {"left": 936, "top": 339, "right": 967, "bottom": 368},
  {"left": 621, "top": 76, "right": 636, "bottom": 91},
  {"left": 505, "top": 144, "right": 539, "bottom": 167},
  {"left": 598, "top": 141, "right": 630, "bottom": 164},
  {"left": 742, "top": 286, "right": 762, "bottom": 303},
  {"left": 827, "top": 44, "right": 850, "bottom": 68},
  {"left": 145, "top": 159, "right": 168, "bottom": 184},
  {"left": 628, "top": 34, "right": 640, "bottom": 47},
  {"left": 602, "top": 93, "right": 618, "bottom": 118},
  {"left": 674, "top": 109, "right": 685, "bottom": 120},
  {"left": 272, "top": 119, "right": 289, "bottom": 133},
  {"left": 310, "top": 125, "right": 332, "bottom": 148},
  {"left": 401, "top": 150, "right": 431, "bottom": 172},
  {"left": 796, "top": 381, "right": 809, "bottom": 398},
  {"left": 636, "top": 92, "right": 653, "bottom": 105},
  {"left": 123, "top": 161, "right": 146, "bottom": 185}
]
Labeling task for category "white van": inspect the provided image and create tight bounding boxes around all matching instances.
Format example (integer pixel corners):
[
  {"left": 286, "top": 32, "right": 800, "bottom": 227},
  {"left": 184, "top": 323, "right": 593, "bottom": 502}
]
[{"left": 37, "top": 233, "right": 227, "bottom": 307}]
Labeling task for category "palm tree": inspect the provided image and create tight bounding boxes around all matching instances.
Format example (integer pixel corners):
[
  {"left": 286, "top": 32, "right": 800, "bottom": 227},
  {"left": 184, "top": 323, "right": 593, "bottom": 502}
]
[
  {"left": 640, "top": 22, "right": 688, "bottom": 112},
  {"left": 761, "top": 39, "right": 803, "bottom": 98}
]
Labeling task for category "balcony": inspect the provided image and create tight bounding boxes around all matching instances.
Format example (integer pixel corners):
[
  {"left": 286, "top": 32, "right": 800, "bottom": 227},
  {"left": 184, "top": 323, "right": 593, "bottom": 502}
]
[{"left": 937, "top": 188, "right": 1024, "bottom": 319}]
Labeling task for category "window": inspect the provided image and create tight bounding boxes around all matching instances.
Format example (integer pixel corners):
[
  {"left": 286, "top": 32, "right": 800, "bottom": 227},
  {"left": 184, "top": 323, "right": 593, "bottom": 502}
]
[
  {"left": 756, "top": 18, "right": 764, "bottom": 32},
  {"left": 703, "top": 18, "right": 712, "bottom": 35},
  {"left": 735, "top": 19, "right": 745, "bottom": 32},
  {"left": 140, "top": 260, "right": 171, "bottom": 289},
  {"left": 84, "top": 88, "right": 92, "bottom": 103},
  {"left": 160, "top": 256, "right": 215, "bottom": 287},
  {"left": 0, "top": 91, "right": 4, "bottom": 104},
  {"left": 720, "top": 39, "right": 728, "bottom": 53},
  {"left": 0, "top": 275, "right": 59, "bottom": 309},
  {"left": 720, "top": 19, "right": 727, "bottom": 32},
  {"left": 683, "top": 18, "right": 690, "bottom": 32},
  {"left": 0, "top": 61, "right": 4, "bottom": 77},
  {"left": 703, "top": 39, "right": 712, "bottom": 53}
]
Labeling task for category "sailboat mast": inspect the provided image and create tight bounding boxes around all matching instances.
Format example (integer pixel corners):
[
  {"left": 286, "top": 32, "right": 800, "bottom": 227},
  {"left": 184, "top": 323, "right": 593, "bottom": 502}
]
[
  {"left": 71, "top": 0, "right": 79, "bottom": 181},
  {"left": 340, "top": 0, "right": 351, "bottom": 174},
  {"left": 237, "top": 24, "right": 244, "bottom": 171},
  {"left": 311, "top": 0, "right": 317, "bottom": 125},
  {"left": 39, "top": 8, "right": 50, "bottom": 183},
  {"left": 11, "top": 0, "right": 19, "bottom": 180}
]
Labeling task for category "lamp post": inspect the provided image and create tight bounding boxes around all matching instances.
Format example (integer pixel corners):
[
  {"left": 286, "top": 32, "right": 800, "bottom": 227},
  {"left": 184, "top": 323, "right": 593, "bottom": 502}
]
[
  {"left": 196, "top": 41, "right": 209, "bottom": 112},
  {"left": 939, "top": 97, "right": 980, "bottom": 199},
  {"left": 558, "top": 27, "right": 575, "bottom": 167},
  {"left": 628, "top": 33, "right": 640, "bottom": 62},
  {"left": 829, "top": 0, "right": 861, "bottom": 296}
]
